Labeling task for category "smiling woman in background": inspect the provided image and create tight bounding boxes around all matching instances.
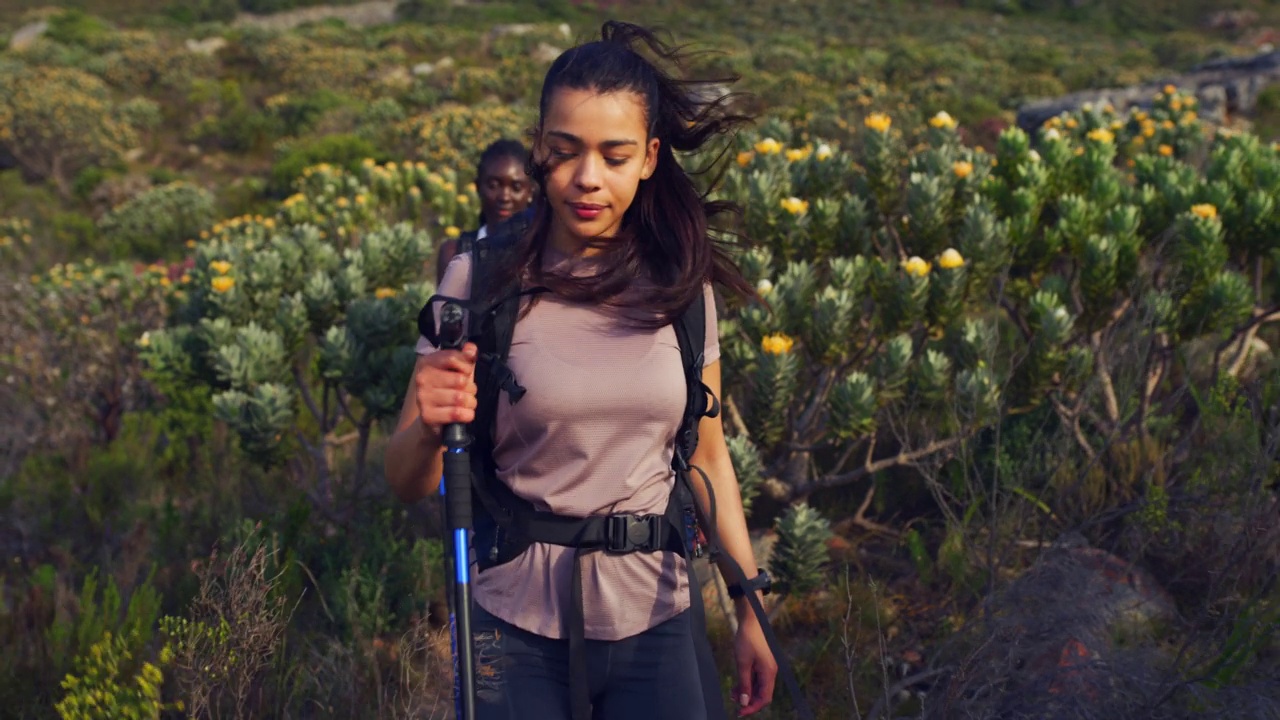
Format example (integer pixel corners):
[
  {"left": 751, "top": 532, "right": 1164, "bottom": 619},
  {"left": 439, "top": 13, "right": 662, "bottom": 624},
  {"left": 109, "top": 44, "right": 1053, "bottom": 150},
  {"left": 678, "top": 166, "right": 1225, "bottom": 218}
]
[{"left": 435, "top": 139, "right": 535, "bottom": 285}]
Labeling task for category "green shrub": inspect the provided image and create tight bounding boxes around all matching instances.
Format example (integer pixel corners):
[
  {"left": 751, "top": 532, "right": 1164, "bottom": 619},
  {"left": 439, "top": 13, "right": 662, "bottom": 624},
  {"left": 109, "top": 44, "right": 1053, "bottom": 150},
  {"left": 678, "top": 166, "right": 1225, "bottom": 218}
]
[
  {"left": 269, "top": 133, "right": 381, "bottom": 197},
  {"left": 44, "top": 10, "right": 113, "bottom": 48},
  {"left": 99, "top": 182, "right": 217, "bottom": 260}
]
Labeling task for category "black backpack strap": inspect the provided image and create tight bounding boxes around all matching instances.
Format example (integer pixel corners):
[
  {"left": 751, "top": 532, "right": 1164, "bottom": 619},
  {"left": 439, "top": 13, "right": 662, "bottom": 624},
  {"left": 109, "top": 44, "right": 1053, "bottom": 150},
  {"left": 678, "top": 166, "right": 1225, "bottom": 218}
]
[{"left": 671, "top": 289, "right": 815, "bottom": 720}]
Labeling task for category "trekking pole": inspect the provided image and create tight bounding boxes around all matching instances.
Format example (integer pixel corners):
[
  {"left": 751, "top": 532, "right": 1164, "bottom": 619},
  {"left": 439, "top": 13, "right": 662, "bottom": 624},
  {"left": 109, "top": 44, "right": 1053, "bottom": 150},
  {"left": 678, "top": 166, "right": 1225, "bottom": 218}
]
[
  {"left": 437, "top": 301, "right": 476, "bottom": 720},
  {"left": 438, "top": 477, "right": 458, "bottom": 715}
]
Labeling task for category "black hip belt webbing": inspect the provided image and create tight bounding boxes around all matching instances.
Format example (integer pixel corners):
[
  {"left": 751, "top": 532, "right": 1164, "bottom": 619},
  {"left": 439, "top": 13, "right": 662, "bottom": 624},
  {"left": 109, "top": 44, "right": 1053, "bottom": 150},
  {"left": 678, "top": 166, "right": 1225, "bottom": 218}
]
[{"left": 477, "top": 474, "right": 688, "bottom": 720}]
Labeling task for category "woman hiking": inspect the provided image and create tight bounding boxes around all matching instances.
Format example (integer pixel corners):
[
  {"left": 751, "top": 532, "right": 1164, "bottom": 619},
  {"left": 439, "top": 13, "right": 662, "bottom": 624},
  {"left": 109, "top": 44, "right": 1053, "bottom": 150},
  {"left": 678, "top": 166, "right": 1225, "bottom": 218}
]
[
  {"left": 386, "top": 21, "right": 778, "bottom": 720},
  {"left": 435, "top": 139, "right": 535, "bottom": 285}
]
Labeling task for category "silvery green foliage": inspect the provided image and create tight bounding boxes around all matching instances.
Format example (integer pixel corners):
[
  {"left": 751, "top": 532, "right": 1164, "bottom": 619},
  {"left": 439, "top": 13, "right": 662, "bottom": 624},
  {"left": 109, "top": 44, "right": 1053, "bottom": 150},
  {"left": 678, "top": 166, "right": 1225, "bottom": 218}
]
[
  {"left": 143, "top": 209, "right": 434, "bottom": 467},
  {"left": 725, "top": 435, "right": 764, "bottom": 518},
  {"left": 767, "top": 503, "right": 833, "bottom": 597}
]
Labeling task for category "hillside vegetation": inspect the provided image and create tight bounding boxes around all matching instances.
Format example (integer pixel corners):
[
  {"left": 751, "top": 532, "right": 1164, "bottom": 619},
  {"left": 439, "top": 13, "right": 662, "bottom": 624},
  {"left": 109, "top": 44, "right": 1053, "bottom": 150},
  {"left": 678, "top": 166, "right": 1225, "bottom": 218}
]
[{"left": 2, "top": 2, "right": 1279, "bottom": 719}]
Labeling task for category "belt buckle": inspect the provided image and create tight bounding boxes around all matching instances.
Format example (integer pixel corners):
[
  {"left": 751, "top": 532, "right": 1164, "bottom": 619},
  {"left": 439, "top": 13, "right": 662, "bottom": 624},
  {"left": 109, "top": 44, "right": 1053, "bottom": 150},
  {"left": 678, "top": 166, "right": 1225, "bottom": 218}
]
[{"left": 605, "top": 515, "right": 660, "bottom": 553}]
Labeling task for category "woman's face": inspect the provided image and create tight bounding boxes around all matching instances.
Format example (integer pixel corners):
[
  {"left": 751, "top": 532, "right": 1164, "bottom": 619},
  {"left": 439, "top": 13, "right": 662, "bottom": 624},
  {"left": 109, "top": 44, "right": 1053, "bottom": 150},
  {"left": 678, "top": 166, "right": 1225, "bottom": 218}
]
[
  {"left": 536, "top": 87, "right": 659, "bottom": 249},
  {"left": 477, "top": 155, "right": 533, "bottom": 226}
]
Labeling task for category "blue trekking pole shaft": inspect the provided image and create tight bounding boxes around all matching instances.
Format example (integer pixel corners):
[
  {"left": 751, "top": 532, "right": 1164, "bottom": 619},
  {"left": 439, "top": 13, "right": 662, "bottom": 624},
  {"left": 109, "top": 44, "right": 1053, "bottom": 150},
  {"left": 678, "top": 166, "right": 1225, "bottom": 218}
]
[
  {"left": 437, "top": 301, "right": 476, "bottom": 720},
  {"left": 439, "top": 478, "right": 459, "bottom": 717}
]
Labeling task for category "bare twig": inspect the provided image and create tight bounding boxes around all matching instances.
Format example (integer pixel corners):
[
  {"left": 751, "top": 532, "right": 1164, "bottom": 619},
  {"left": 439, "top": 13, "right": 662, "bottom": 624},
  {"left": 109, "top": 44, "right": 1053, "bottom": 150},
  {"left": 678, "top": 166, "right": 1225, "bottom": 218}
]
[
  {"left": 867, "top": 666, "right": 953, "bottom": 720},
  {"left": 293, "top": 365, "right": 326, "bottom": 429}
]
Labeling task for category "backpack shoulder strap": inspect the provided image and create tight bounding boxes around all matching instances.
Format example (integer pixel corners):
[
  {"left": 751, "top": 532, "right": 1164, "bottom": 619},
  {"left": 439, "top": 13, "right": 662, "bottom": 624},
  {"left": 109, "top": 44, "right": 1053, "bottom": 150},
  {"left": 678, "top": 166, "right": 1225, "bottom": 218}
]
[{"left": 672, "top": 287, "right": 719, "bottom": 470}]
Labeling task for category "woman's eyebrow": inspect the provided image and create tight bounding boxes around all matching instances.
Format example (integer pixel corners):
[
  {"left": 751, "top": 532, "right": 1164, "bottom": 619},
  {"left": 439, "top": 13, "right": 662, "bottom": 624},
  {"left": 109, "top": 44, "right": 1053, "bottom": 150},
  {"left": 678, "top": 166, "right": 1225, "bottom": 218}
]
[{"left": 547, "top": 130, "right": 638, "bottom": 149}]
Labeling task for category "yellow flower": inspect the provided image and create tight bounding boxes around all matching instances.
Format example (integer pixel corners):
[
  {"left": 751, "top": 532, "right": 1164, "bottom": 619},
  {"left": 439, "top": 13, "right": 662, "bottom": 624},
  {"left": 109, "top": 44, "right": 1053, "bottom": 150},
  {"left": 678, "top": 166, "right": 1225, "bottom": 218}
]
[
  {"left": 1161, "top": 120, "right": 1176, "bottom": 130},
  {"left": 928, "top": 111, "right": 957, "bottom": 129},
  {"left": 375, "top": 287, "right": 398, "bottom": 299},
  {"left": 737, "top": 151, "right": 754, "bottom": 167},
  {"left": 938, "top": 248, "right": 965, "bottom": 270},
  {"left": 756, "top": 278, "right": 773, "bottom": 296},
  {"left": 211, "top": 276, "right": 235, "bottom": 293},
  {"left": 1181, "top": 111, "right": 1197, "bottom": 125},
  {"left": 864, "top": 112, "right": 892, "bottom": 132},
  {"left": 160, "top": 277, "right": 171, "bottom": 287},
  {"left": 185, "top": 239, "right": 197, "bottom": 248},
  {"left": 785, "top": 147, "right": 810, "bottom": 162},
  {"left": 815, "top": 143, "right": 833, "bottom": 161},
  {"left": 1164, "top": 84, "right": 1177, "bottom": 96},
  {"left": 1065, "top": 117, "right": 1078, "bottom": 129},
  {"left": 1142, "top": 124, "right": 1156, "bottom": 138},
  {"left": 1190, "top": 204, "right": 1217, "bottom": 220},
  {"left": 902, "top": 256, "right": 931, "bottom": 278},
  {"left": 761, "top": 333, "right": 795, "bottom": 355},
  {"left": 753, "top": 138, "right": 782, "bottom": 155},
  {"left": 138, "top": 331, "right": 150, "bottom": 348},
  {"left": 780, "top": 197, "right": 809, "bottom": 215},
  {"left": 952, "top": 161, "right": 973, "bottom": 179},
  {"left": 1158, "top": 144, "right": 1174, "bottom": 157},
  {"left": 445, "top": 226, "right": 462, "bottom": 239},
  {"left": 457, "top": 194, "right": 470, "bottom": 205},
  {"left": 1086, "top": 128, "right": 1115, "bottom": 144},
  {"left": 1043, "top": 128, "right": 1062, "bottom": 141},
  {"left": 336, "top": 197, "right": 350, "bottom": 208},
  {"left": 210, "top": 260, "right": 232, "bottom": 275}
]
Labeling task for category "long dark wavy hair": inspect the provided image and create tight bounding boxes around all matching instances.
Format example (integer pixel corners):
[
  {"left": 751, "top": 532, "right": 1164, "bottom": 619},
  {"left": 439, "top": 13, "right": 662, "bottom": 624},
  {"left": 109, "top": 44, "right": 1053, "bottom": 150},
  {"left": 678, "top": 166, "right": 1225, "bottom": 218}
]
[{"left": 488, "top": 21, "right": 756, "bottom": 328}]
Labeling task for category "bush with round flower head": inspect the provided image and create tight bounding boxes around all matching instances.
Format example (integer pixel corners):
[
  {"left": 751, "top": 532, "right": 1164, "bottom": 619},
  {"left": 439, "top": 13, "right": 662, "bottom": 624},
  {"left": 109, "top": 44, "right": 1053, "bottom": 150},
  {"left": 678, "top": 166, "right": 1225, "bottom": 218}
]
[{"left": 707, "top": 102, "right": 1280, "bottom": 517}]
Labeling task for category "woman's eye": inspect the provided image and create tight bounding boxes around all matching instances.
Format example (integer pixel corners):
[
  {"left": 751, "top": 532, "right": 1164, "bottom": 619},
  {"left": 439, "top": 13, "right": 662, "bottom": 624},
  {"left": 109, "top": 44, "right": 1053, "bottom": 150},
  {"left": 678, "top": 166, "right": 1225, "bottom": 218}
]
[
  {"left": 551, "top": 149, "right": 575, "bottom": 159},
  {"left": 605, "top": 157, "right": 628, "bottom": 167}
]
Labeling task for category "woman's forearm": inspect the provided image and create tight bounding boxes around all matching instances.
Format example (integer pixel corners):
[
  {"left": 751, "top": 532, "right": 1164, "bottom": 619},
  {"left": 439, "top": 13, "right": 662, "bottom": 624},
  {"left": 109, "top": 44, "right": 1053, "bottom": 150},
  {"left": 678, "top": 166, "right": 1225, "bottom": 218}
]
[
  {"left": 385, "top": 415, "right": 445, "bottom": 503},
  {"left": 689, "top": 455, "right": 767, "bottom": 617}
]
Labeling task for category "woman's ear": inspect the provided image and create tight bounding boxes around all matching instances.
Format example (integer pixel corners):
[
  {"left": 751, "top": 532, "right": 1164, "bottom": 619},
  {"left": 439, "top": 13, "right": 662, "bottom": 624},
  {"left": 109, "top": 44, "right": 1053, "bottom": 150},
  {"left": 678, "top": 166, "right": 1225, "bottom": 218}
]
[{"left": 640, "top": 137, "right": 660, "bottom": 180}]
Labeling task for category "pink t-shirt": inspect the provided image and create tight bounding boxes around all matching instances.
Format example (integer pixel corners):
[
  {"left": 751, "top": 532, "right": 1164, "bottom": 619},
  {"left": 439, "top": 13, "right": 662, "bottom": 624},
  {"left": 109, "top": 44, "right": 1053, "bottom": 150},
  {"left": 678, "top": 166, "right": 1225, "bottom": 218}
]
[{"left": 416, "top": 250, "right": 720, "bottom": 641}]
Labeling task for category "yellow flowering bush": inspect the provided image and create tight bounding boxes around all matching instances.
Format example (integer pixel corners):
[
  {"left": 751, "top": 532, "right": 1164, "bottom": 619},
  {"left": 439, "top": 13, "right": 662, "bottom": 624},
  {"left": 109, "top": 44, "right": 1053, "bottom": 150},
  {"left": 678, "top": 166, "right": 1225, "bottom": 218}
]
[
  {"left": 0, "top": 65, "right": 139, "bottom": 196},
  {"left": 54, "top": 632, "right": 178, "bottom": 720},
  {"left": 398, "top": 103, "right": 533, "bottom": 174}
]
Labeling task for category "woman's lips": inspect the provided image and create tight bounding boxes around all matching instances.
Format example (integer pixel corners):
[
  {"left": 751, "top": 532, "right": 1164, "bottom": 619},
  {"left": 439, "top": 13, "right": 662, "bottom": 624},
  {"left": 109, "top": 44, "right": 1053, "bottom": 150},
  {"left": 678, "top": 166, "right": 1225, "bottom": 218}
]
[{"left": 570, "top": 203, "right": 604, "bottom": 220}]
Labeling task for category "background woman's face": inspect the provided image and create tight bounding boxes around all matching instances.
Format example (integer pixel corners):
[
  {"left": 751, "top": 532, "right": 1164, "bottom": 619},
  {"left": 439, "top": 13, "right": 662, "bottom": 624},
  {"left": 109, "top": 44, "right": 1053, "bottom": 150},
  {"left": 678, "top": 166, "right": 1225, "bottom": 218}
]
[{"left": 478, "top": 156, "right": 533, "bottom": 225}]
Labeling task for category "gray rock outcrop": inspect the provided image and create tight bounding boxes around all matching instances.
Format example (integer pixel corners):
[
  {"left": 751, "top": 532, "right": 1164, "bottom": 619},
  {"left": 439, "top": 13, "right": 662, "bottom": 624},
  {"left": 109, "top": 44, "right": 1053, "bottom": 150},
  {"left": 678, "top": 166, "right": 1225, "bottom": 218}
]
[{"left": 1018, "top": 50, "right": 1280, "bottom": 131}]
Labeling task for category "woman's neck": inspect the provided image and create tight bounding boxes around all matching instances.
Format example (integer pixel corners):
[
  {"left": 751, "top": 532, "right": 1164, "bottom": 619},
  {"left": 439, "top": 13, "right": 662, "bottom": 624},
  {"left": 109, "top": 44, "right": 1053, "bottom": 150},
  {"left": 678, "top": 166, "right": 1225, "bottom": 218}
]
[{"left": 547, "top": 219, "right": 615, "bottom": 259}]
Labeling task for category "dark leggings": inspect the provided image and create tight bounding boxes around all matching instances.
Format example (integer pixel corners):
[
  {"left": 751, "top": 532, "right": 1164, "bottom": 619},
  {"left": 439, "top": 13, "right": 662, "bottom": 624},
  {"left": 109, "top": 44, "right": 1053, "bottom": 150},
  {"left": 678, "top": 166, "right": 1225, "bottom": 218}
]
[{"left": 471, "top": 602, "right": 709, "bottom": 720}]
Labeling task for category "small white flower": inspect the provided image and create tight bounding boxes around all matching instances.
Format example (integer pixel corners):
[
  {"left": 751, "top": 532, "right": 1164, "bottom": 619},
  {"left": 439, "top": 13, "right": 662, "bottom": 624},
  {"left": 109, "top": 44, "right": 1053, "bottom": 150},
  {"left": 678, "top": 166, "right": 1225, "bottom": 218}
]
[{"left": 756, "top": 278, "right": 774, "bottom": 295}]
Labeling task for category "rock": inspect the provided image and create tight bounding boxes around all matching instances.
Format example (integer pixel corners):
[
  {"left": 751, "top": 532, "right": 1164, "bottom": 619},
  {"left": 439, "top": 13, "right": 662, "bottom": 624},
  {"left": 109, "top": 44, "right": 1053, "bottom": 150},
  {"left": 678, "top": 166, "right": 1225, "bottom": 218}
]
[
  {"left": 185, "top": 37, "right": 227, "bottom": 55},
  {"left": 933, "top": 541, "right": 1178, "bottom": 716},
  {"left": 1016, "top": 48, "right": 1280, "bottom": 131},
  {"left": 530, "top": 42, "right": 562, "bottom": 64},
  {"left": 488, "top": 23, "right": 539, "bottom": 40},
  {"left": 435, "top": 56, "right": 455, "bottom": 72},
  {"left": 232, "top": 0, "right": 397, "bottom": 32},
  {"left": 380, "top": 66, "right": 411, "bottom": 89},
  {"left": 412, "top": 62, "right": 436, "bottom": 77},
  {"left": 8, "top": 21, "right": 48, "bottom": 52},
  {"left": 1207, "top": 9, "right": 1259, "bottom": 32},
  {"left": 123, "top": 148, "right": 145, "bottom": 164},
  {"left": 558, "top": 23, "right": 572, "bottom": 39}
]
